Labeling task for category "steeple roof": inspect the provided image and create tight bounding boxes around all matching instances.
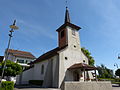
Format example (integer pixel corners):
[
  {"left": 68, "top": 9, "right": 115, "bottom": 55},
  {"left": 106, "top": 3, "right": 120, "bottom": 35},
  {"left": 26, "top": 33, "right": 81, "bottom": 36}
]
[
  {"left": 65, "top": 7, "right": 70, "bottom": 23},
  {"left": 56, "top": 7, "right": 81, "bottom": 32}
]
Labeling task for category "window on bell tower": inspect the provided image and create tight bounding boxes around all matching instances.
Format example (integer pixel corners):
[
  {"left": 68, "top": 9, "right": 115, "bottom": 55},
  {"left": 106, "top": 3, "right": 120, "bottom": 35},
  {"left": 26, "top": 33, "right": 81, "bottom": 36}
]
[{"left": 60, "top": 30, "right": 64, "bottom": 38}]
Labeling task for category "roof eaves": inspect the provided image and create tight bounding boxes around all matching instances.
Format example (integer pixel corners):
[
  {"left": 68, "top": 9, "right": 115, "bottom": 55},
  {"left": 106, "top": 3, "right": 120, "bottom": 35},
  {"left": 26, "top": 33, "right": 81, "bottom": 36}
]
[
  {"left": 56, "top": 22, "right": 81, "bottom": 32},
  {"left": 33, "top": 45, "right": 68, "bottom": 64}
]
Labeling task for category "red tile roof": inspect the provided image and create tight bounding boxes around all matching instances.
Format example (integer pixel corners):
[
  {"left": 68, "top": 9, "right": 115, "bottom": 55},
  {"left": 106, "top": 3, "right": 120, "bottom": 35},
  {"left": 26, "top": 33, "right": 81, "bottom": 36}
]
[
  {"left": 8, "top": 49, "right": 36, "bottom": 59},
  {"left": 68, "top": 63, "right": 97, "bottom": 71},
  {"left": 33, "top": 45, "right": 68, "bottom": 64}
]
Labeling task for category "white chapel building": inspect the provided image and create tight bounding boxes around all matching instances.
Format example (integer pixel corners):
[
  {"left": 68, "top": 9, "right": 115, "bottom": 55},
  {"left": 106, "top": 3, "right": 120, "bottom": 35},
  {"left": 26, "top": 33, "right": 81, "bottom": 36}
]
[{"left": 17, "top": 7, "right": 97, "bottom": 88}]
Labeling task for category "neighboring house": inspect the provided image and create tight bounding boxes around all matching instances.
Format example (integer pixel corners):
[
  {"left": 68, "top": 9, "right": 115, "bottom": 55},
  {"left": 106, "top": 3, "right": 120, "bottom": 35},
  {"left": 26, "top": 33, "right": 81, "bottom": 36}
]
[
  {"left": 17, "top": 7, "right": 97, "bottom": 88},
  {"left": 4, "top": 49, "right": 36, "bottom": 68},
  {"left": 0, "top": 56, "right": 4, "bottom": 63}
]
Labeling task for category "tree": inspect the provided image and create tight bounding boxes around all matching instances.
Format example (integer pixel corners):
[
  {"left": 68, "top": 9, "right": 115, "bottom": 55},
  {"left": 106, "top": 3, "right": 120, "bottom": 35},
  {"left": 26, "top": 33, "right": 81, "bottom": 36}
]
[
  {"left": 97, "top": 64, "right": 113, "bottom": 78},
  {"left": 0, "top": 60, "right": 22, "bottom": 77},
  {"left": 81, "top": 47, "right": 95, "bottom": 66},
  {"left": 115, "top": 69, "right": 120, "bottom": 78}
]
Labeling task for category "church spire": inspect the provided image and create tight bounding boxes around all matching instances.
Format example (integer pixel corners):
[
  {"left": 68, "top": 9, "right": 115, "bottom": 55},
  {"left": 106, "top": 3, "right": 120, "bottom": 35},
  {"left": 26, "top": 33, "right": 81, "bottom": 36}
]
[{"left": 64, "top": 7, "right": 70, "bottom": 23}]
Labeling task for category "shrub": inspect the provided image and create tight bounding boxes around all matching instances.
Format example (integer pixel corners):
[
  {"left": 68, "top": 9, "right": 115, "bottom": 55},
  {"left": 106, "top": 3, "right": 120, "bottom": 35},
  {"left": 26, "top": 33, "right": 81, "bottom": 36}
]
[
  {"left": 115, "top": 78, "right": 120, "bottom": 82},
  {"left": 29, "top": 80, "right": 43, "bottom": 86},
  {"left": 0, "top": 81, "right": 14, "bottom": 90},
  {"left": 98, "top": 78, "right": 115, "bottom": 83}
]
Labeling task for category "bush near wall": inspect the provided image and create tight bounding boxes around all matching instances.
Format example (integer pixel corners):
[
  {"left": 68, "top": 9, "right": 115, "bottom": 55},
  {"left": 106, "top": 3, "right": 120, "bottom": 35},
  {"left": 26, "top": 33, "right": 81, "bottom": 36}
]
[
  {"left": 0, "top": 81, "right": 14, "bottom": 90},
  {"left": 98, "top": 78, "right": 120, "bottom": 86},
  {"left": 29, "top": 80, "right": 43, "bottom": 86}
]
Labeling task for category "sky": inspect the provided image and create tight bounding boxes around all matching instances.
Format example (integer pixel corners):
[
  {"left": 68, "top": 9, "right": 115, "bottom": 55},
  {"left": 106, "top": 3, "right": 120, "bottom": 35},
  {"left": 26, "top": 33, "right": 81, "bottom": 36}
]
[{"left": 0, "top": 0, "right": 120, "bottom": 71}]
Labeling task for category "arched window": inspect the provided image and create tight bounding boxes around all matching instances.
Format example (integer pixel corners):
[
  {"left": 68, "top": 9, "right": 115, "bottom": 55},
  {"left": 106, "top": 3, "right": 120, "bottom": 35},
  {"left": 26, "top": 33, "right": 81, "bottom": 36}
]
[{"left": 41, "top": 64, "right": 44, "bottom": 74}]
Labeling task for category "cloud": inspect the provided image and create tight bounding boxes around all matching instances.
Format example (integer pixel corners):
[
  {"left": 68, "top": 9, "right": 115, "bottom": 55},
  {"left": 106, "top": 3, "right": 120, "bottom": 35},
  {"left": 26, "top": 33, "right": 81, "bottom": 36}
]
[
  {"left": 88, "top": 0, "right": 120, "bottom": 36},
  {"left": 17, "top": 19, "right": 56, "bottom": 40}
]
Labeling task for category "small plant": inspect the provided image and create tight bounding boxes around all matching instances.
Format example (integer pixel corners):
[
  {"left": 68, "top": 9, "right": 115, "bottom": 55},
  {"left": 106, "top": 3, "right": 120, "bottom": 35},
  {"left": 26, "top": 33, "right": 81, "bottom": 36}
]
[{"left": 0, "top": 81, "right": 14, "bottom": 90}]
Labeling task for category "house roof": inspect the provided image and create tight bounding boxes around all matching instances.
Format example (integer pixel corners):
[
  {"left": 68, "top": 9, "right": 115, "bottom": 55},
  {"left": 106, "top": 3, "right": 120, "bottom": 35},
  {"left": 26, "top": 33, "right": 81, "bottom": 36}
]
[
  {"left": 33, "top": 45, "right": 68, "bottom": 64},
  {"left": 8, "top": 49, "right": 36, "bottom": 59},
  {"left": 56, "top": 22, "right": 81, "bottom": 32},
  {"left": 0, "top": 56, "right": 4, "bottom": 62},
  {"left": 68, "top": 63, "right": 97, "bottom": 71}
]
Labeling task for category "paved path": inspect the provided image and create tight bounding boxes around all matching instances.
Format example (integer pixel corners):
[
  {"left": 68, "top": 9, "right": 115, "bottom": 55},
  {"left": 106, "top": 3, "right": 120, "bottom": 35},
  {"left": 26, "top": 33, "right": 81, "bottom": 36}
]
[
  {"left": 14, "top": 87, "right": 120, "bottom": 90},
  {"left": 112, "top": 87, "right": 120, "bottom": 90},
  {"left": 14, "top": 88, "right": 60, "bottom": 90},
  {"left": 15, "top": 84, "right": 120, "bottom": 90}
]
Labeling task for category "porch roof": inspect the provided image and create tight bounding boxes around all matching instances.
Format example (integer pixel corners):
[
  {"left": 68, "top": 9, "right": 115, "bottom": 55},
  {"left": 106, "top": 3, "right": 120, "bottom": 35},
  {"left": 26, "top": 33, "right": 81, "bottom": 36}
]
[{"left": 68, "top": 63, "right": 97, "bottom": 71}]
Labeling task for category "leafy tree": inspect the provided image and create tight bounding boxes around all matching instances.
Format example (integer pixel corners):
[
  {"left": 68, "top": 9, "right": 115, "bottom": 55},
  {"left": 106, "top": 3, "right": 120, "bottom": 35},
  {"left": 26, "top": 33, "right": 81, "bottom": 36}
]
[
  {"left": 0, "top": 60, "right": 22, "bottom": 77},
  {"left": 97, "top": 64, "right": 113, "bottom": 78},
  {"left": 115, "top": 69, "right": 120, "bottom": 78},
  {"left": 81, "top": 47, "right": 95, "bottom": 66}
]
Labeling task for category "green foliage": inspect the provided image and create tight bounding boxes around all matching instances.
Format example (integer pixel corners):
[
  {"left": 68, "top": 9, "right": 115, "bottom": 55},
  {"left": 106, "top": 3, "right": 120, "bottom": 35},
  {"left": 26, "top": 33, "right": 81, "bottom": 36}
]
[
  {"left": 29, "top": 80, "right": 43, "bottom": 86},
  {"left": 97, "top": 64, "right": 113, "bottom": 78},
  {"left": 0, "top": 81, "right": 14, "bottom": 90},
  {"left": 98, "top": 78, "right": 115, "bottom": 82},
  {"left": 81, "top": 47, "right": 95, "bottom": 66},
  {"left": 0, "top": 60, "right": 22, "bottom": 77},
  {"left": 115, "top": 69, "right": 120, "bottom": 78}
]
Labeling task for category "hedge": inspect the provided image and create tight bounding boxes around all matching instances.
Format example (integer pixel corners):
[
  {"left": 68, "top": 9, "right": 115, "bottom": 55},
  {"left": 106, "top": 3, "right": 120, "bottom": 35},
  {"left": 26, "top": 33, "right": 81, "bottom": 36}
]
[
  {"left": 29, "top": 80, "right": 43, "bottom": 86},
  {"left": 0, "top": 81, "right": 14, "bottom": 90}
]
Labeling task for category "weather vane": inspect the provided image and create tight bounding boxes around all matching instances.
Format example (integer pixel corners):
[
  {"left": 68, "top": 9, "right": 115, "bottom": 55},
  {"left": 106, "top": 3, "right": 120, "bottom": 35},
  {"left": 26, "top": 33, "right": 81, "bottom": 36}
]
[{"left": 65, "top": 0, "right": 68, "bottom": 8}]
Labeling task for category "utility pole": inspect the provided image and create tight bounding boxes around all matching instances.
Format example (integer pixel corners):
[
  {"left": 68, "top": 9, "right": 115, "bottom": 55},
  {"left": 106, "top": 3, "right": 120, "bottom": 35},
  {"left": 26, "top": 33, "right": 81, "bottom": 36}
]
[{"left": 0, "top": 20, "right": 19, "bottom": 83}]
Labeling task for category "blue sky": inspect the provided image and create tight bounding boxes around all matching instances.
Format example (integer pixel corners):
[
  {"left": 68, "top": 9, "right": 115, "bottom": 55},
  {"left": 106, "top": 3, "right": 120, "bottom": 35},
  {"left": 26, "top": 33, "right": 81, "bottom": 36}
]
[{"left": 0, "top": 0, "right": 120, "bottom": 70}]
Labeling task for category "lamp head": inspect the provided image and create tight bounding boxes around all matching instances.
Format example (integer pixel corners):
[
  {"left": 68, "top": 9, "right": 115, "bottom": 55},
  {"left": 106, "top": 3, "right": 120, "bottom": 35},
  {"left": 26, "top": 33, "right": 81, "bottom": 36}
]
[{"left": 10, "top": 25, "right": 19, "bottom": 30}]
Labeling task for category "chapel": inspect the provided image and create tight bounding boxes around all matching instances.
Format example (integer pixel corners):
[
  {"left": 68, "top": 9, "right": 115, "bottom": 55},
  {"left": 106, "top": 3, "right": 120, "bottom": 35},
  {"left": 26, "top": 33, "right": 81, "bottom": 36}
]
[{"left": 17, "top": 7, "right": 97, "bottom": 88}]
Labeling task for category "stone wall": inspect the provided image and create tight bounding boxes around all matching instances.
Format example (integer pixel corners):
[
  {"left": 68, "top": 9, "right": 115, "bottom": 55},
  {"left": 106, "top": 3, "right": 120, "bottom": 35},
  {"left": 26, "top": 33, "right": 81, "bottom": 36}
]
[{"left": 64, "top": 81, "right": 112, "bottom": 90}]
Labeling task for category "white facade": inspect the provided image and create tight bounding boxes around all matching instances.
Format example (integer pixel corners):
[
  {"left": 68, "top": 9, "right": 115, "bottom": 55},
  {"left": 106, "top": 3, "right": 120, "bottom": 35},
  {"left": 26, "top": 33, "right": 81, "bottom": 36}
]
[
  {"left": 4, "top": 51, "right": 35, "bottom": 67},
  {"left": 18, "top": 25, "right": 94, "bottom": 88}
]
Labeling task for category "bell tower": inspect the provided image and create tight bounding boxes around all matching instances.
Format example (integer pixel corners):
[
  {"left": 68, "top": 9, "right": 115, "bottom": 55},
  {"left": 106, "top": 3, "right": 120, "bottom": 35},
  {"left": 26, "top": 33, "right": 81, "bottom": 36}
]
[{"left": 56, "top": 7, "right": 81, "bottom": 49}]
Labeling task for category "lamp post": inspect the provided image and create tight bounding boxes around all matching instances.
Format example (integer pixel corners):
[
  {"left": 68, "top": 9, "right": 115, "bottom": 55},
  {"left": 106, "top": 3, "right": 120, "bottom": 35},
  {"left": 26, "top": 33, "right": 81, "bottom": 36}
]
[
  {"left": 0, "top": 20, "right": 18, "bottom": 83},
  {"left": 118, "top": 53, "right": 120, "bottom": 59}
]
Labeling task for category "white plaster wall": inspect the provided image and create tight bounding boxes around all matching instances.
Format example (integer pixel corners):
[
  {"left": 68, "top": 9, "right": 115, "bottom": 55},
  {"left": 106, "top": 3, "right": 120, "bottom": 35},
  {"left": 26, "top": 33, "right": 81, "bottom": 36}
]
[
  {"left": 52, "top": 55, "right": 59, "bottom": 87},
  {"left": 58, "top": 26, "right": 89, "bottom": 87},
  {"left": 58, "top": 47, "right": 83, "bottom": 85},
  {"left": 67, "top": 27, "right": 81, "bottom": 49},
  {"left": 33, "top": 60, "right": 49, "bottom": 80},
  {"left": 20, "top": 67, "right": 34, "bottom": 84},
  {"left": 42, "top": 55, "right": 59, "bottom": 87},
  {"left": 81, "top": 51, "right": 89, "bottom": 64},
  {"left": 18, "top": 54, "right": 59, "bottom": 87}
]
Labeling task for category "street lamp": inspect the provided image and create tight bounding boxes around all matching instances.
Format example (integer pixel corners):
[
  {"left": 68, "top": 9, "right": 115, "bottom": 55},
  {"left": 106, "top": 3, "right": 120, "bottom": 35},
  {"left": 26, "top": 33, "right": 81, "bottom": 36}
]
[
  {"left": 118, "top": 53, "right": 120, "bottom": 59},
  {"left": 0, "top": 20, "right": 18, "bottom": 83}
]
